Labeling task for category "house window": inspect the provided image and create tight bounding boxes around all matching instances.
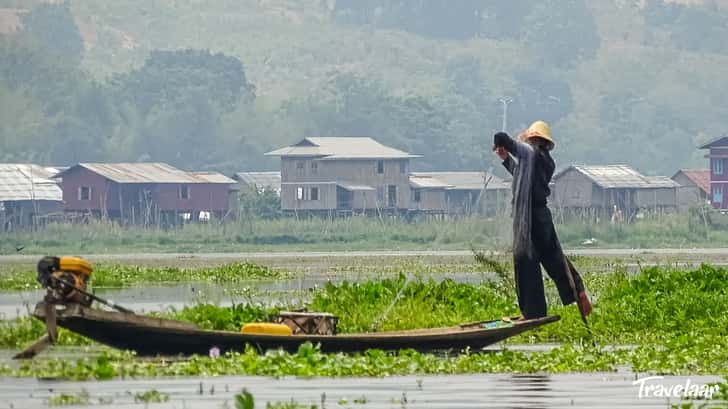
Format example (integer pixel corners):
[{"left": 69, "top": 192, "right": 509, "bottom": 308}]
[
  {"left": 713, "top": 185, "right": 723, "bottom": 204},
  {"left": 311, "top": 162, "right": 318, "bottom": 174},
  {"left": 310, "top": 187, "right": 319, "bottom": 201},
  {"left": 179, "top": 185, "right": 190, "bottom": 200},
  {"left": 400, "top": 161, "right": 406, "bottom": 174},
  {"left": 296, "top": 161, "right": 305, "bottom": 176},
  {"left": 296, "top": 187, "right": 304, "bottom": 200},
  {"left": 413, "top": 190, "right": 421, "bottom": 203},
  {"left": 78, "top": 186, "right": 91, "bottom": 201},
  {"left": 388, "top": 185, "right": 397, "bottom": 207},
  {"left": 376, "top": 186, "right": 385, "bottom": 202},
  {"left": 713, "top": 159, "right": 724, "bottom": 175},
  {"left": 377, "top": 160, "right": 384, "bottom": 174}
]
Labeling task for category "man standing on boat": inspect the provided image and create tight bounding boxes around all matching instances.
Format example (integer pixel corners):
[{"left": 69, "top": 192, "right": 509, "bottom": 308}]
[{"left": 492, "top": 120, "right": 592, "bottom": 320}]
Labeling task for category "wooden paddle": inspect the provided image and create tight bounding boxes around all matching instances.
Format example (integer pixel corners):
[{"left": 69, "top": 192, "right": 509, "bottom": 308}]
[
  {"left": 13, "top": 301, "right": 57, "bottom": 360},
  {"left": 562, "top": 255, "right": 593, "bottom": 334},
  {"left": 13, "top": 335, "right": 52, "bottom": 360},
  {"left": 13, "top": 277, "right": 134, "bottom": 360}
]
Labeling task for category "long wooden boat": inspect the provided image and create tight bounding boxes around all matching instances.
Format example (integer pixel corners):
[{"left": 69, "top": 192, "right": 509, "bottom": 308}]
[{"left": 33, "top": 302, "right": 560, "bottom": 356}]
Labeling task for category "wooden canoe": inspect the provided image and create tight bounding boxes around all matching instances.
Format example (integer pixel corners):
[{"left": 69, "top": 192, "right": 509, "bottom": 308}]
[{"left": 32, "top": 302, "right": 559, "bottom": 356}]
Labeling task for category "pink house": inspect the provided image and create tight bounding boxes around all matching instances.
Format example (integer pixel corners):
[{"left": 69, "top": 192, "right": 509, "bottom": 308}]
[
  {"left": 700, "top": 136, "right": 728, "bottom": 209},
  {"left": 54, "top": 163, "right": 237, "bottom": 224}
]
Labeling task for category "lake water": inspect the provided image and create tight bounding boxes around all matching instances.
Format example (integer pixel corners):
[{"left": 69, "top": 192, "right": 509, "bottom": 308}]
[
  {"left": 0, "top": 373, "right": 722, "bottom": 409},
  {"left": 1, "top": 252, "right": 724, "bottom": 408}
]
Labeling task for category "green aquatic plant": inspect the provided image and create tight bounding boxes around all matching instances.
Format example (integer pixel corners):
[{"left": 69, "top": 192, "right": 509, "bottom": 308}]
[
  {"left": 234, "top": 389, "right": 255, "bottom": 409},
  {"left": 472, "top": 249, "right": 515, "bottom": 293},
  {"left": 167, "top": 303, "right": 278, "bottom": 332},
  {"left": 47, "top": 390, "right": 90, "bottom": 406},
  {"left": 308, "top": 273, "right": 517, "bottom": 333},
  {"left": 0, "top": 342, "right": 621, "bottom": 379},
  {"left": 672, "top": 376, "right": 728, "bottom": 408},
  {"left": 0, "top": 316, "right": 91, "bottom": 348},
  {"left": 3, "top": 266, "right": 727, "bottom": 377},
  {"left": 133, "top": 389, "right": 169, "bottom": 403},
  {"left": 0, "top": 261, "right": 285, "bottom": 291},
  {"left": 0, "top": 338, "right": 724, "bottom": 379},
  {"left": 266, "top": 401, "right": 319, "bottom": 409}
]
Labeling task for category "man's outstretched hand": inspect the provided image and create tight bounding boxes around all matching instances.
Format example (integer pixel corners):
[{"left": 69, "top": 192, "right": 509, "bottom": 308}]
[
  {"left": 493, "top": 132, "right": 511, "bottom": 160},
  {"left": 493, "top": 145, "right": 508, "bottom": 160}
]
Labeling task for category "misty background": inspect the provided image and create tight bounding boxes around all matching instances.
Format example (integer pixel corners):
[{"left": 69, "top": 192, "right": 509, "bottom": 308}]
[{"left": 0, "top": 0, "right": 726, "bottom": 178}]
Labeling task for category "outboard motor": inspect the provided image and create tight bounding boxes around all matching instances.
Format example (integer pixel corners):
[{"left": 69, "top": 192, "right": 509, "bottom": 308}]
[{"left": 37, "top": 256, "right": 93, "bottom": 305}]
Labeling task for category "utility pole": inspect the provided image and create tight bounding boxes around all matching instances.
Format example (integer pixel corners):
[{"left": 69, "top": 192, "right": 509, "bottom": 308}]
[{"left": 498, "top": 97, "right": 513, "bottom": 132}]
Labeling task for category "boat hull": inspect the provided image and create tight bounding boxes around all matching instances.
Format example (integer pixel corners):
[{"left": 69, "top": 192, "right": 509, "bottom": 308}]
[{"left": 34, "top": 303, "right": 559, "bottom": 356}]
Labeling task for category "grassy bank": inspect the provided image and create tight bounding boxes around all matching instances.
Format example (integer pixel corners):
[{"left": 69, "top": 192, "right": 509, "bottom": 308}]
[
  {"left": 2, "top": 265, "right": 727, "bottom": 378},
  {"left": 1, "top": 214, "right": 727, "bottom": 254}
]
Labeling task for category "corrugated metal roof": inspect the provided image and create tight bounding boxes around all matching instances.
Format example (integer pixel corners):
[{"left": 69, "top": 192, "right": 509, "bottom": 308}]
[
  {"left": 44, "top": 166, "right": 66, "bottom": 177},
  {"left": 0, "top": 164, "right": 57, "bottom": 180},
  {"left": 280, "top": 181, "right": 375, "bottom": 191},
  {"left": 235, "top": 171, "right": 281, "bottom": 190},
  {"left": 266, "top": 137, "right": 420, "bottom": 159},
  {"left": 672, "top": 169, "right": 710, "bottom": 194},
  {"left": 411, "top": 172, "right": 507, "bottom": 190},
  {"left": 409, "top": 174, "right": 452, "bottom": 189},
  {"left": 337, "top": 182, "right": 375, "bottom": 191},
  {"left": 189, "top": 171, "right": 236, "bottom": 184},
  {"left": 558, "top": 165, "right": 676, "bottom": 189},
  {"left": 699, "top": 135, "right": 728, "bottom": 149},
  {"left": 56, "top": 163, "right": 216, "bottom": 184},
  {"left": 644, "top": 176, "right": 679, "bottom": 188},
  {"left": 0, "top": 164, "right": 62, "bottom": 202}
]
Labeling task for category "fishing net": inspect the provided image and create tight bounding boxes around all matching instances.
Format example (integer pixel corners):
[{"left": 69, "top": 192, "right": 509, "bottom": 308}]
[{"left": 510, "top": 141, "right": 537, "bottom": 258}]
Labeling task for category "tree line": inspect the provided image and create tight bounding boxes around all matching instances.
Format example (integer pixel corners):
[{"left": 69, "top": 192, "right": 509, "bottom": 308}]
[{"left": 1, "top": 0, "right": 727, "bottom": 177}]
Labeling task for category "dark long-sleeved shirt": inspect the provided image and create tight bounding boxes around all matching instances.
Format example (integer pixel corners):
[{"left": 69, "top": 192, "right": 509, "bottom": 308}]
[{"left": 494, "top": 133, "right": 554, "bottom": 208}]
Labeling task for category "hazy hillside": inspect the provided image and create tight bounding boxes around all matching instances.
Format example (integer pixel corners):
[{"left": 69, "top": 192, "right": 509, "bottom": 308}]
[{"left": 1, "top": 0, "right": 726, "bottom": 176}]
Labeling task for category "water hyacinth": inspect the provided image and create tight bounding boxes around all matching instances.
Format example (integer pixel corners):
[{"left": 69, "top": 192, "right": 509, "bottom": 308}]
[
  {"left": 0, "top": 343, "right": 624, "bottom": 380},
  {"left": 1, "top": 265, "right": 726, "bottom": 378},
  {"left": 0, "top": 261, "right": 285, "bottom": 291}
]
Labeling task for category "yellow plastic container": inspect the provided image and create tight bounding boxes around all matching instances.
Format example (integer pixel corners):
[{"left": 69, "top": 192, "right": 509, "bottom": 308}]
[
  {"left": 241, "top": 323, "right": 292, "bottom": 336},
  {"left": 59, "top": 256, "right": 93, "bottom": 277}
]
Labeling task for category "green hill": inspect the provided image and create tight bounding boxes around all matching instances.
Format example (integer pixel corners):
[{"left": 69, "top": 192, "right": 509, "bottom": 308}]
[{"left": 1, "top": 0, "right": 726, "bottom": 175}]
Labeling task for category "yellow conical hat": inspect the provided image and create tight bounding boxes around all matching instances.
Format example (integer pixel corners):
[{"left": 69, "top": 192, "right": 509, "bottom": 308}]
[{"left": 522, "top": 120, "right": 554, "bottom": 150}]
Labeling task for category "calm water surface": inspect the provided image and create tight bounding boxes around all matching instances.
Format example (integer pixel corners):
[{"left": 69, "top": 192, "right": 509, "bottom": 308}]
[{"left": 0, "top": 373, "right": 722, "bottom": 409}]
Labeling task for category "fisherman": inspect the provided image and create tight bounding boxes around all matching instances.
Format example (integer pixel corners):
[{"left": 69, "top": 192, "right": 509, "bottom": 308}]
[{"left": 492, "top": 120, "right": 592, "bottom": 320}]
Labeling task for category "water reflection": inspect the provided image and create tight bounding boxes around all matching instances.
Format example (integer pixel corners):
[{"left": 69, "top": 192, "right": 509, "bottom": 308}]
[
  {"left": 504, "top": 375, "right": 549, "bottom": 409},
  {"left": 0, "top": 373, "right": 721, "bottom": 409}
]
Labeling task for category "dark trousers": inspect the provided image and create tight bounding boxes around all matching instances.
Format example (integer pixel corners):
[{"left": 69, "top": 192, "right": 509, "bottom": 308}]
[{"left": 514, "top": 206, "right": 586, "bottom": 319}]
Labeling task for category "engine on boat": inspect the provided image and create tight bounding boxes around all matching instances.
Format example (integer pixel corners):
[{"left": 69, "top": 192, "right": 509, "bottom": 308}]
[{"left": 36, "top": 256, "right": 93, "bottom": 305}]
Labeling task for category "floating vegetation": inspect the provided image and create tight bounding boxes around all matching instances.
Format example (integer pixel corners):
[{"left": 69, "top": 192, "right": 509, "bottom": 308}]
[
  {"left": 0, "top": 316, "right": 91, "bottom": 349},
  {"left": 46, "top": 390, "right": 90, "bottom": 406},
  {"left": 133, "top": 389, "right": 169, "bottom": 403},
  {"left": 229, "top": 389, "right": 318, "bottom": 409},
  {"left": 0, "top": 261, "right": 285, "bottom": 291},
  {"left": 672, "top": 377, "right": 728, "bottom": 408},
  {"left": 2, "top": 265, "right": 727, "bottom": 378},
  {"left": 233, "top": 389, "right": 255, "bottom": 409},
  {"left": 166, "top": 303, "right": 278, "bottom": 332},
  {"left": 3, "top": 339, "right": 726, "bottom": 380},
  {"left": 308, "top": 274, "right": 516, "bottom": 333},
  {"left": 2, "top": 343, "right": 620, "bottom": 380}
]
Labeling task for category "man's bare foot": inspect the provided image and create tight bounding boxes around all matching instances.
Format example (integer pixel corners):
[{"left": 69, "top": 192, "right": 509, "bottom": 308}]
[{"left": 577, "top": 291, "right": 592, "bottom": 316}]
